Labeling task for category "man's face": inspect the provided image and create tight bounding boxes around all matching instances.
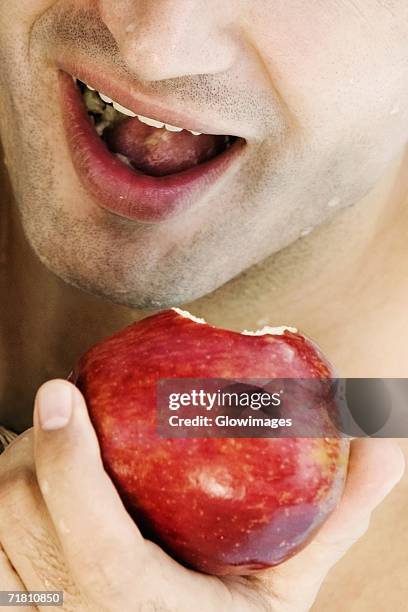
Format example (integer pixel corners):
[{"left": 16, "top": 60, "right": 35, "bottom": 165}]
[{"left": 0, "top": 1, "right": 407, "bottom": 308}]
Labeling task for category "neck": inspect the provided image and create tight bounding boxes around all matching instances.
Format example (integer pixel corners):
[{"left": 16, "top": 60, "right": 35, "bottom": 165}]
[
  {"left": 193, "top": 146, "right": 408, "bottom": 377},
  {"left": 1, "top": 148, "right": 407, "bottom": 429}
]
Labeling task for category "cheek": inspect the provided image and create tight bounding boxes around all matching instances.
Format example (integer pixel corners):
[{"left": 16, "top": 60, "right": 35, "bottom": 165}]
[
  {"left": 0, "top": 0, "right": 91, "bottom": 30},
  {"left": 248, "top": 2, "right": 408, "bottom": 145},
  {"left": 0, "top": 1, "right": 54, "bottom": 27}
]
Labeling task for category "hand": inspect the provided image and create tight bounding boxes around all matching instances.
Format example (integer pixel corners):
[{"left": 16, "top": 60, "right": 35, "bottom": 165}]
[{"left": 0, "top": 380, "right": 404, "bottom": 612}]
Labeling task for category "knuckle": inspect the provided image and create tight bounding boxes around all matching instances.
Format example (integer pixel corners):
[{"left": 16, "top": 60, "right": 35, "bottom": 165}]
[
  {"left": 0, "top": 431, "right": 37, "bottom": 504},
  {"left": 0, "top": 461, "right": 37, "bottom": 503},
  {"left": 319, "top": 515, "right": 372, "bottom": 554},
  {"left": 353, "top": 515, "right": 371, "bottom": 540}
]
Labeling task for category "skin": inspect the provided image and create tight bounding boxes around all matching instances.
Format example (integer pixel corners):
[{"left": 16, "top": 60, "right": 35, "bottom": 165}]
[{"left": 0, "top": 0, "right": 407, "bottom": 609}]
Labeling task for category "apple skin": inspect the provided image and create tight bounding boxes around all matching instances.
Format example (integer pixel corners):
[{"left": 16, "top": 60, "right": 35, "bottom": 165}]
[{"left": 70, "top": 309, "right": 349, "bottom": 576}]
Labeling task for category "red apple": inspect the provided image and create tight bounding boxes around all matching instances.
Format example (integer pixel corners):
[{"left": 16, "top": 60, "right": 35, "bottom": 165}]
[{"left": 69, "top": 308, "right": 349, "bottom": 576}]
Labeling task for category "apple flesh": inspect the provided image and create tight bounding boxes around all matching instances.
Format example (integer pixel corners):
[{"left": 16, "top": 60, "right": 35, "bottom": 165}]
[{"left": 69, "top": 308, "right": 349, "bottom": 576}]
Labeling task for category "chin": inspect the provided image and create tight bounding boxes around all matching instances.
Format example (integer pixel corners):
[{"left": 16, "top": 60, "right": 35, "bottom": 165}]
[
  {"left": 72, "top": 282, "right": 214, "bottom": 311},
  {"left": 39, "top": 255, "right": 224, "bottom": 310}
]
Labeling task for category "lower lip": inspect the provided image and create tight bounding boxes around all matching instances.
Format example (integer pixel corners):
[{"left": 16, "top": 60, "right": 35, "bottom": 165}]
[{"left": 60, "top": 71, "right": 246, "bottom": 223}]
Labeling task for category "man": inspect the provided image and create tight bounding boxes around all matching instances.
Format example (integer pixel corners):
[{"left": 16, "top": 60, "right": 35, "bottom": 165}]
[{"left": 0, "top": 1, "right": 407, "bottom": 609}]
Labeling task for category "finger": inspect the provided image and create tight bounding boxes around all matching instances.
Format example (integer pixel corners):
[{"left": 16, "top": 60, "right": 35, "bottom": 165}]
[
  {"left": 314, "top": 438, "right": 405, "bottom": 549},
  {"left": 0, "top": 432, "right": 81, "bottom": 607},
  {"left": 0, "top": 545, "right": 36, "bottom": 612},
  {"left": 0, "top": 543, "right": 27, "bottom": 589},
  {"left": 33, "top": 379, "right": 148, "bottom": 599},
  {"left": 255, "top": 439, "right": 405, "bottom": 608},
  {"left": 0, "top": 431, "right": 57, "bottom": 591}
]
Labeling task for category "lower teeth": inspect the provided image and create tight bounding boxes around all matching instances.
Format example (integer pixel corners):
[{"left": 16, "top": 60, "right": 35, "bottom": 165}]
[
  {"left": 115, "top": 152, "right": 132, "bottom": 167},
  {"left": 96, "top": 120, "right": 114, "bottom": 136}
]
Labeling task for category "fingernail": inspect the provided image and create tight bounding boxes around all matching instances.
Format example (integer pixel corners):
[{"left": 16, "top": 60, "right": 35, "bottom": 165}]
[{"left": 36, "top": 380, "right": 73, "bottom": 431}]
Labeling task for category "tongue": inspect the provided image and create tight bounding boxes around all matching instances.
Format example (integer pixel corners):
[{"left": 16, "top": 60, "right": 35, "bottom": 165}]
[{"left": 103, "top": 117, "right": 227, "bottom": 177}]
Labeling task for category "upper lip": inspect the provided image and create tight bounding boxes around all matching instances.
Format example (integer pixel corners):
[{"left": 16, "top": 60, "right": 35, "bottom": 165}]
[{"left": 57, "top": 59, "right": 248, "bottom": 141}]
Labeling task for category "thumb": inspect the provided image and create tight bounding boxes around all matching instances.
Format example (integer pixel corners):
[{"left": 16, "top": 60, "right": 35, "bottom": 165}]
[{"left": 33, "top": 379, "right": 146, "bottom": 595}]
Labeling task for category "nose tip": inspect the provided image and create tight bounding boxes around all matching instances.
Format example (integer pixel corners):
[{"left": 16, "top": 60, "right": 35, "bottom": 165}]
[
  {"left": 120, "top": 26, "right": 237, "bottom": 82},
  {"left": 121, "top": 36, "right": 192, "bottom": 82},
  {"left": 100, "top": 2, "right": 238, "bottom": 82}
]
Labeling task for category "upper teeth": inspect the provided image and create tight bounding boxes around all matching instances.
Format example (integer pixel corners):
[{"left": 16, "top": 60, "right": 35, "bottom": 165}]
[
  {"left": 99, "top": 93, "right": 113, "bottom": 104},
  {"left": 113, "top": 101, "right": 136, "bottom": 117},
  {"left": 84, "top": 82, "right": 202, "bottom": 135},
  {"left": 137, "top": 115, "right": 164, "bottom": 128}
]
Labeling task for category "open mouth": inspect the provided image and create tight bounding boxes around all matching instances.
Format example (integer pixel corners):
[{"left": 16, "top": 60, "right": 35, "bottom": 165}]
[
  {"left": 78, "top": 80, "right": 237, "bottom": 178},
  {"left": 60, "top": 70, "right": 246, "bottom": 223}
]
